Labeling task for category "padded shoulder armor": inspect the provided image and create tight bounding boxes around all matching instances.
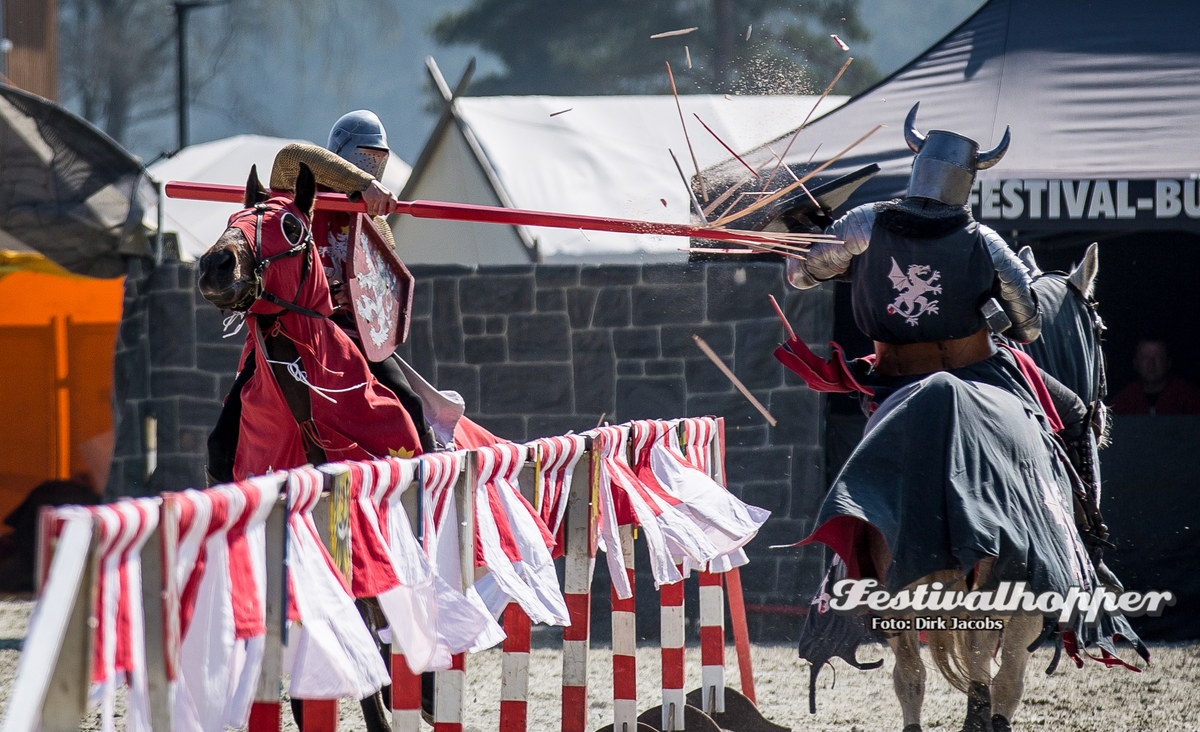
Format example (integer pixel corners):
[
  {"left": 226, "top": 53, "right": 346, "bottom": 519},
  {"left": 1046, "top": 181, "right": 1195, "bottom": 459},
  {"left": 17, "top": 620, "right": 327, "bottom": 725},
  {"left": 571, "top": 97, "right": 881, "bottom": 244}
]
[
  {"left": 982, "top": 225, "right": 1041, "bottom": 342},
  {"left": 271, "top": 143, "right": 375, "bottom": 194}
]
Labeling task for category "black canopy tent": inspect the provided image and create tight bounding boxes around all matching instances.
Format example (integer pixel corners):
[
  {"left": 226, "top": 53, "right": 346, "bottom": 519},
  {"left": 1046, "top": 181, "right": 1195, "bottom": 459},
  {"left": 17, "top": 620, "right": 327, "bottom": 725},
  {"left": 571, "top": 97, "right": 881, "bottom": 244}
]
[
  {"left": 702, "top": 0, "right": 1200, "bottom": 236},
  {"left": 699, "top": 0, "right": 1200, "bottom": 640}
]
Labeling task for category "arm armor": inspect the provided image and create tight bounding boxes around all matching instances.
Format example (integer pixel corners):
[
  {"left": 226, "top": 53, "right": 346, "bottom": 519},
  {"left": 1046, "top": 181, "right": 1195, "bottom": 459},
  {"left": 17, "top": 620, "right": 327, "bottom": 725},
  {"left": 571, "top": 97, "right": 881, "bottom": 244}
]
[
  {"left": 981, "top": 225, "right": 1041, "bottom": 342},
  {"left": 272, "top": 144, "right": 398, "bottom": 249},
  {"left": 271, "top": 143, "right": 375, "bottom": 195},
  {"left": 786, "top": 205, "right": 876, "bottom": 289},
  {"left": 1041, "top": 369, "right": 1088, "bottom": 436}
]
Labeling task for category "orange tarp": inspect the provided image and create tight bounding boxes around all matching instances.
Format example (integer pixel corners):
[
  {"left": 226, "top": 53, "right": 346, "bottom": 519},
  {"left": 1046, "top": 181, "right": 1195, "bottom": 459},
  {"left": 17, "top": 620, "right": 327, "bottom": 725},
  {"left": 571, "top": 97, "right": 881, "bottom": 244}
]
[{"left": 0, "top": 270, "right": 123, "bottom": 523}]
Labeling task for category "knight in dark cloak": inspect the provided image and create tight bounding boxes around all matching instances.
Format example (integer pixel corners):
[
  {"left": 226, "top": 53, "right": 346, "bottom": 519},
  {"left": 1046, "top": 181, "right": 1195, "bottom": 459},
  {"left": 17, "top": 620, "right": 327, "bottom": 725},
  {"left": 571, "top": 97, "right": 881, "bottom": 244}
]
[
  {"left": 783, "top": 101, "right": 1041, "bottom": 401},
  {"left": 776, "top": 103, "right": 1147, "bottom": 710}
]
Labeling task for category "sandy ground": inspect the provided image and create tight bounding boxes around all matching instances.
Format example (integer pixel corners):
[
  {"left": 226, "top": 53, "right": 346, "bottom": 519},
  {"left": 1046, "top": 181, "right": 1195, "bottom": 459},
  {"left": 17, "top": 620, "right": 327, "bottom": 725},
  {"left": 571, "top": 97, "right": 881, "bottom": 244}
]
[{"left": 1, "top": 595, "right": 1198, "bottom": 731}]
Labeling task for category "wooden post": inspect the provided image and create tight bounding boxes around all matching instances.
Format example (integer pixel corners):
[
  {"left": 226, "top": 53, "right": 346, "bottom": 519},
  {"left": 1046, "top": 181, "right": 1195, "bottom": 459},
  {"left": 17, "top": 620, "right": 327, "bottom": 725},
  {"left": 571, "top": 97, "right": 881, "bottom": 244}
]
[
  {"left": 391, "top": 461, "right": 424, "bottom": 732},
  {"left": 560, "top": 438, "right": 594, "bottom": 732},
  {"left": 611, "top": 523, "right": 638, "bottom": 732},
  {"left": 249, "top": 481, "right": 288, "bottom": 732},
  {"left": 433, "top": 452, "right": 475, "bottom": 732},
  {"left": 1, "top": 513, "right": 94, "bottom": 732},
  {"left": 140, "top": 516, "right": 174, "bottom": 730},
  {"left": 323, "top": 464, "right": 354, "bottom": 585},
  {"left": 711, "top": 417, "right": 756, "bottom": 705}
]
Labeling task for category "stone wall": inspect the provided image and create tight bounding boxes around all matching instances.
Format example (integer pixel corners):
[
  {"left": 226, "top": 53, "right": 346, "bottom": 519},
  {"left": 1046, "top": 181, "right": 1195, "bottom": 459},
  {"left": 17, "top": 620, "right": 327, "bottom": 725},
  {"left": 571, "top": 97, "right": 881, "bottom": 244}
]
[{"left": 109, "top": 257, "right": 835, "bottom": 638}]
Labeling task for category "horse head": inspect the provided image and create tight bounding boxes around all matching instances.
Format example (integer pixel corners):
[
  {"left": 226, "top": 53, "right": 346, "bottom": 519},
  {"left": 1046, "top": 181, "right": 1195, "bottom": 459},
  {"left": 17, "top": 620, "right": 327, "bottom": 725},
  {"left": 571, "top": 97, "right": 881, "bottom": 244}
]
[
  {"left": 196, "top": 164, "right": 318, "bottom": 313},
  {"left": 1016, "top": 243, "right": 1106, "bottom": 409}
]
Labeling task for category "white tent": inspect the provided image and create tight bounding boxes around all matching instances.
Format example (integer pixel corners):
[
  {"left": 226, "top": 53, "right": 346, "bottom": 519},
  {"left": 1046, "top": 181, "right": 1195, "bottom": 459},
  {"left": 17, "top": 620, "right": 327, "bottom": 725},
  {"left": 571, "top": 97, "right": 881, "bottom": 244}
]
[
  {"left": 147, "top": 134, "right": 411, "bottom": 261},
  {"left": 391, "top": 94, "right": 846, "bottom": 265}
]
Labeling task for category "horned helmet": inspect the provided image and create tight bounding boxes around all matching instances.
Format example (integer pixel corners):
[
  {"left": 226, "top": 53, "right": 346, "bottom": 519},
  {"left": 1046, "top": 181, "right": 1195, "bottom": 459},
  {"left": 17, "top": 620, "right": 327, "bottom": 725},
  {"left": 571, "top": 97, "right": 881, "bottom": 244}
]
[
  {"left": 327, "top": 109, "right": 390, "bottom": 180},
  {"left": 903, "top": 102, "right": 1010, "bottom": 206}
]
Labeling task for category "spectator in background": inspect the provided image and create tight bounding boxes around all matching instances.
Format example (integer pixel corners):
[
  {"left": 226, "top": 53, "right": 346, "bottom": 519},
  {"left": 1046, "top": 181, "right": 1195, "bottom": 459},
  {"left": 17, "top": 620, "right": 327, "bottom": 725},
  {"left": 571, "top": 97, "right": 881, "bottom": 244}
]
[{"left": 1111, "top": 338, "right": 1200, "bottom": 415}]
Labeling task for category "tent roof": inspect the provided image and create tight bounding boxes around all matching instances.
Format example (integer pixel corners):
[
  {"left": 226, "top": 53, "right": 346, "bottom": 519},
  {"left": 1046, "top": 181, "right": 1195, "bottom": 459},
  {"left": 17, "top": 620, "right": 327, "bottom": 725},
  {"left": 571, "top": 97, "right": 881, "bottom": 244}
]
[
  {"left": 702, "top": 0, "right": 1200, "bottom": 234},
  {"left": 0, "top": 84, "right": 153, "bottom": 278},
  {"left": 149, "top": 134, "right": 412, "bottom": 261},
  {"left": 405, "top": 94, "right": 845, "bottom": 262}
]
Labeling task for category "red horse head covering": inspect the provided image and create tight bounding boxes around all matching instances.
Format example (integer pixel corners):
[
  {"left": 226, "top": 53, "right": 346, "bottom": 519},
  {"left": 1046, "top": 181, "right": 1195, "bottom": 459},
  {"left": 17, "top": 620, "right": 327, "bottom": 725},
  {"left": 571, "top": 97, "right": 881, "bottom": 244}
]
[
  {"left": 228, "top": 195, "right": 422, "bottom": 479},
  {"left": 223, "top": 196, "right": 334, "bottom": 320}
]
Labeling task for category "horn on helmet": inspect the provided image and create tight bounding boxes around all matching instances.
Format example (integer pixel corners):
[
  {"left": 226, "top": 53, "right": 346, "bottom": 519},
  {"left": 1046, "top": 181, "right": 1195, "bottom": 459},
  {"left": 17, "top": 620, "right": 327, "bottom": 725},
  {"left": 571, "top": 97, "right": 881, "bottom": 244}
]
[
  {"left": 904, "top": 102, "right": 925, "bottom": 153},
  {"left": 976, "top": 126, "right": 1011, "bottom": 170}
]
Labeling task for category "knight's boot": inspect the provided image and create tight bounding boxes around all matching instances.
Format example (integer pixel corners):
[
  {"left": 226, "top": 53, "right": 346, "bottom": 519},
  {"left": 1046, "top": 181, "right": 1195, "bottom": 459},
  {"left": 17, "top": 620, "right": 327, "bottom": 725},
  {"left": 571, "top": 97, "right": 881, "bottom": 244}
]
[
  {"left": 204, "top": 466, "right": 219, "bottom": 488},
  {"left": 991, "top": 715, "right": 1012, "bottom": 732},
  {"left": 962, "top": 682, "right": 993, "bottom": 732}
]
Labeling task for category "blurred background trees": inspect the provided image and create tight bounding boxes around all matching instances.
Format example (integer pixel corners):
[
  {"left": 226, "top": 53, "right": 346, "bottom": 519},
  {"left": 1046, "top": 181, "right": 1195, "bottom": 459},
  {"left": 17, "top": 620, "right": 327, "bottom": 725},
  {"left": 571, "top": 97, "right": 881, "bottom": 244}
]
[
  {"left": 433, "top": 0, "right": 879, "bottom": 96},
  {"left": 42, "top": 0, "right": 980, "bottom": 160}
]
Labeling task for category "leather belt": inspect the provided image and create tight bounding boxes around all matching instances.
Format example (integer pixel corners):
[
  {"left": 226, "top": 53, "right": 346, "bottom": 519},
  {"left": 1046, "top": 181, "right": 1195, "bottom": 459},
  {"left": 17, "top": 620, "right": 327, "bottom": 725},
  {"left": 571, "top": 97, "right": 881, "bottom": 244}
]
[{"left": 873, "top": 329, "right": 995, "bottom": 377}]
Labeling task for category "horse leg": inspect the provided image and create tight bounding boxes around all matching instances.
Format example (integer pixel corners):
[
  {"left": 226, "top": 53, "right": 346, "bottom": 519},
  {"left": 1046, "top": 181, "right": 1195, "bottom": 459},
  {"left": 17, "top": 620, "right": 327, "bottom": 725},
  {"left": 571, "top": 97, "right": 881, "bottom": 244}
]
[
  {"left": 989, "top": 614, "right": 1042, "bottom": 732},
  {"left": 356, "top": 598, "right": 393, "bottom": 732},
  {"left": 868, "top": 528, "right": 929, "bottom": 732},
  {"left": 888, "top": 629, "right": 926, "bottom": 732},
  {"left": 960, "top": 628, "right": 998, "bottom": 732},
  {"left": 266, "top": 337, "right": 394, "bottom": 731}
]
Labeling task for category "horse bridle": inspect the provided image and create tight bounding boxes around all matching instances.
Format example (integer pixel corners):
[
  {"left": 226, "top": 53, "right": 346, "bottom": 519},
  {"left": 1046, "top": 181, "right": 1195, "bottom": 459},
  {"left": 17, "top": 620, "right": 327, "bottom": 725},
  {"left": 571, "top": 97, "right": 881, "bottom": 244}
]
[
  {"left": 228, "top": 201, "right": 326, "bottom": 320},
  {"left": 1068, "top": 277, "right": 1108, "bottom": 408}
]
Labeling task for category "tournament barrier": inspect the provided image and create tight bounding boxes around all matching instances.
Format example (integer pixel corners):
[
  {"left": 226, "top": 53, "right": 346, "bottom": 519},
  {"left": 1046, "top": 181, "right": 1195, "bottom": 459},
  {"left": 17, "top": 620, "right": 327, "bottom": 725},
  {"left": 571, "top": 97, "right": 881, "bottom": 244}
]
[{"left": 1, "top": 417, "right": 790, "bottom": 732}]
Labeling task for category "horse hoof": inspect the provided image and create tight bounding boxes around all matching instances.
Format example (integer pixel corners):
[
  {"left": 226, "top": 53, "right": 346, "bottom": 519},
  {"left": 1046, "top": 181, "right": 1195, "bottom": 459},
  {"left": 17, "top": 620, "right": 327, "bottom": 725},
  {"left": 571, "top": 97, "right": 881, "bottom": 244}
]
[
  {"left": 902, "top": 725, "right": 923, "bottom": 732},
  {"left": 962, "top": 681, "right": 992, "bottom": 732},
  {"left": 991, "top": 715, "right": 1012, "bottom": 732}
]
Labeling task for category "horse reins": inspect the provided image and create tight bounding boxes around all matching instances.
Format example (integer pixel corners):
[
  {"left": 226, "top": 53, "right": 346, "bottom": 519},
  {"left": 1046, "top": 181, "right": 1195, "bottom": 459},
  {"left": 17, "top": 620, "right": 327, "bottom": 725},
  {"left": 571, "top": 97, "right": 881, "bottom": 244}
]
[{"left": 231, "top": 201, "right": 339, "bottom": 460}]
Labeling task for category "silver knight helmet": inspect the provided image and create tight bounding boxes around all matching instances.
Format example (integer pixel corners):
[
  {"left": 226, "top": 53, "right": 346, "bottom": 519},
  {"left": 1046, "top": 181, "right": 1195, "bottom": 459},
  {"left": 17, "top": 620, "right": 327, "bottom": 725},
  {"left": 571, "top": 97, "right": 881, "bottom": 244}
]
[
  {"left": 903, "top": 102, "right": 1010, "bottom": 206},
  {"left": 327, "top": 109, "right": 390, "bottom": 179}
]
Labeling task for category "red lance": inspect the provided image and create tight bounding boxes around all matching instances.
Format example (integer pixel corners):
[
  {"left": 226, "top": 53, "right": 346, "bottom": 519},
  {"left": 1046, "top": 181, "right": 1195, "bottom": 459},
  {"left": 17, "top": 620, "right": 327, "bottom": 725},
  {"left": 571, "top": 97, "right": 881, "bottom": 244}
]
[{"left": 163, "top": 181, "right": 803, "bottom": 249}]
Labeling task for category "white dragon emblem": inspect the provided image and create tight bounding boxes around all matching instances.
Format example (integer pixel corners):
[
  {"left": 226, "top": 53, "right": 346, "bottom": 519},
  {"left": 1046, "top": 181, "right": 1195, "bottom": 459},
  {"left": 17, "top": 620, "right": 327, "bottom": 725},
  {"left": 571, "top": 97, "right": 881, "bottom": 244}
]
[
  {"left": 886, "top": 257, "right": 942, "bottom": 326},
  {"left": 353, "top": 231, "right": 399, "bottom": 348},
  {"left": 320, "top": 224, "right": 350, "bottom": 284}
]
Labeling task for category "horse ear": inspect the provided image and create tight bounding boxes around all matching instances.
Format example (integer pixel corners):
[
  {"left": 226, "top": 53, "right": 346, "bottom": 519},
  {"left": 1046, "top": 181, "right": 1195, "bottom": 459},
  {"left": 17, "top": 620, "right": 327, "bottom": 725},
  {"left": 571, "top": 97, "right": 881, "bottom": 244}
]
[
  {"left": 294, "top": 163, "right": 316, "bottom": 218},
  {"left": 243, "top": 165, "right": 269, "bottom": 206},
  {"left": 1016, "top": 246, "right": 1042, "bottom": 277},
  {"left": 1069, "top": 242, "right": 1099, "bottom": 298}
]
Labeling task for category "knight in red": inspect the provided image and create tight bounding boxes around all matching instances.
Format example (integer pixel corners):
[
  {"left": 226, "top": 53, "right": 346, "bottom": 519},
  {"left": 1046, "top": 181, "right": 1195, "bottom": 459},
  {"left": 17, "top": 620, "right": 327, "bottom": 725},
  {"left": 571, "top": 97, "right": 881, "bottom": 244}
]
[
  {"left": 206, "top": 111, "right": 438, "bottom": 484},
  {"left": 275, "top": 111, "right": 443, "bottom": 451}
]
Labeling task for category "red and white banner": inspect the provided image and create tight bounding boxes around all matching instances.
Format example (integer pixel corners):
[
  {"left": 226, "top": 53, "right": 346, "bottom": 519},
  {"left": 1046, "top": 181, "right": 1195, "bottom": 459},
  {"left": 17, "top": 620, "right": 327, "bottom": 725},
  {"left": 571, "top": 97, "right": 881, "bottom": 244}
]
[
  {"left": 282, "top": 467, "right": 390, "bottom": 699},
  {"left": 472, "top": 443, "right": 569, "bottom": 625},
  {"left": 167, "top": 476, "right": 278, "bottom": 732},
  {"left": 89, "top": 499, "right": 161, "bottom": 732},
  {"left": 593, "top": 425, "right": 718, "bottom": 598},
  {"left": 641, "top": 418, "right": 769, "bottom": 575},
  {"left": 526, "top": 434, "right": 587, "bottom": 558},
  {"left": 420, "top": 451, "right": 506, "bottom": 663},
  {"left": 348, "top": 458, "right": 440, "bottom": 673}
]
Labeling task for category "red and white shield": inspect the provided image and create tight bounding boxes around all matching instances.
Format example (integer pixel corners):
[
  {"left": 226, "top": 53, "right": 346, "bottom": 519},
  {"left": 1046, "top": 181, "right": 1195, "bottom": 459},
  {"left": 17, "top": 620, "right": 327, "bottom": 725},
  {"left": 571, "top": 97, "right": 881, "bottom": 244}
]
[{"left": 346, "top": 214, "right": 414, "bottom": 361}]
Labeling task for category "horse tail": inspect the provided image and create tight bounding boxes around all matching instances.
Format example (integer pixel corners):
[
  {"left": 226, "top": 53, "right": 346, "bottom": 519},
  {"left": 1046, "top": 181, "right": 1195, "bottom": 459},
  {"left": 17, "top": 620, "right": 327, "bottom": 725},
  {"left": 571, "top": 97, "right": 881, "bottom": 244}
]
[{"left": 926, "top": 627, "right": 977, "bottom": 694}]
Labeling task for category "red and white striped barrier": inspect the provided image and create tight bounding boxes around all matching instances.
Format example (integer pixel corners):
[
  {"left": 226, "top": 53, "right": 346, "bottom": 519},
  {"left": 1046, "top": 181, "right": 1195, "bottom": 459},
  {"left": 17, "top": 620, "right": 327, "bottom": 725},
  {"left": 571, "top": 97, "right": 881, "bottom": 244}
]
[
  {"left": 2, "top": 416, "right": 787, "bottom": 732},
  {"left": 530, "top": 434, "right": 592, "bottom": 732}
]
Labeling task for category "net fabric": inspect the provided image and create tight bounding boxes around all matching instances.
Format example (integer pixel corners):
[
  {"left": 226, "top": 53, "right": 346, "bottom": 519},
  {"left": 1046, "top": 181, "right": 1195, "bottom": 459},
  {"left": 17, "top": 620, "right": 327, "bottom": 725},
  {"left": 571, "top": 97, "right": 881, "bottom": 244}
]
[{"left": 0, "top": 84, "right": 153, "bottom": 277}]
